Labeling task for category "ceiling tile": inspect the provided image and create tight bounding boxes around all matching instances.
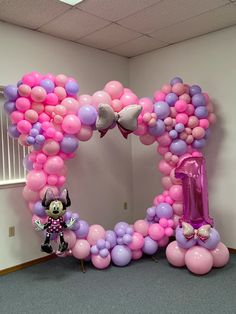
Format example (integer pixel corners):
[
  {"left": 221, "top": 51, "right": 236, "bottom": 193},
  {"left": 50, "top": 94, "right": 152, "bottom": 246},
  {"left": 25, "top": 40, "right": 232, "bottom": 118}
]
[
  {"left": 39, "top": 8, "right": 110, "bottom": 41},
  {"left": 77, "top": 23, "right": 141, "bottom": 49},
  {"left": 77, "top": 0, "right": 161, "bottom": 22},
  {"left": 0, "top": 0, "right": 70, "bottom": 29},
  {"left": 150, "top": 3, "right": 236, "bottom": 44},
  {"left": 108, "top": 36, "right": 168, "bottom": 57},
  {"left": 118, "top": 0, "right": 229, "bottom": 34}
]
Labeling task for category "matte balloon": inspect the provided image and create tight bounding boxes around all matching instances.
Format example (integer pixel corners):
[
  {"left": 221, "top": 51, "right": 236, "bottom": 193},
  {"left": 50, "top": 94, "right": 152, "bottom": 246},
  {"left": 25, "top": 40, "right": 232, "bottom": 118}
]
[
  {"left": 156, "top": 203, "right": 173, "bottom": 219},
  {"left": 198, "top": 228, "right": 220, "bottom": 250},
  {"left": 74, "top": 220, "right": 89, "bottom": 239},
  {"left": 87, "top": 225, "right": 106, "bottom": 246},
  {"left": 210, "top": 242, "right": 229, "bottom": 268},
  {"left": 72, "top": 239, "right": 90, "bottom": 259},
  {"left": 26, "top": 170, "right": 47, "bottom": 191},
  {"left": 78, "top": 105, "right": 98, "bottom": 125},
  {"left": 166, "top": 240, "right": 186, "bottom": 267},
  {"left": 111, "top": 245, "right": 132, "bottom": 266},
  {"left": 142, "top": 236, "right": 158, "bottom": 255},
  {"left": 92, "top": 254, "right": 111, "bottom": 269},
  {"left": 154, "top": 101, "right": 170, "bottom": 119},
  {"left": 4, "top": 85, "right": 18, "bottom": 101},
  {"left": 60, "top": 135, "right": 79, "bottom": 153},
  {"left": 185, "top": 246, "right": 213, "bottom": 275}
]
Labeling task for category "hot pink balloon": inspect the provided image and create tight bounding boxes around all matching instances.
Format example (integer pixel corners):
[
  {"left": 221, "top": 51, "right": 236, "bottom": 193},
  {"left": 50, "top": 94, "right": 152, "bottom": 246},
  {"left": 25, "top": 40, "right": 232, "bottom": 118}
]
[
  {"left": 87, "top": 225, "right": 106, "bottom": 246},
  {"left": 129, "top": 232, "right": 144, "bottom": 250},
  {"left": 44, "top": 156, "right": 64, "bottom": 175},
  {"left": 62, "top": 114, "right": 81, "bottom": 134}
]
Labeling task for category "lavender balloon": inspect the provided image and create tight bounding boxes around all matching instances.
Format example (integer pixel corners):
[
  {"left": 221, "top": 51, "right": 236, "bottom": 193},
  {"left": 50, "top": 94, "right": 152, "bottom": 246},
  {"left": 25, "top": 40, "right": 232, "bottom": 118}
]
[
  {"left": 40, "top": 79, "right": 55, "bottom": 93},
  {"left": 65, "top": 81, "right": 79, "bottom": 95},
  {"left": 23, "top": 155, "right": 34, "bottom": 171},
  {"left": 154, "top": 101, "right": 170, "bottom": 119},
  {"left": 8, "top": 124, "right": 20, "bottom": 139},
  {"left": 175, "top": 226, "right": 197, "bottom": 249},
  {"left": 33, "top": 201, "right": 46, "bottom": 217},
  {"left": 78, "top": 105, "right": 98, "bottom": 125},
  {"left": 60, "top": 135, "right": 79, "bottom": 153},
  {"left": 105, "top": 230, "right": 117, "bottom": 248},
  {"left": 156, "top": 203, "right": 173, "bottom": 219},
  {"left": 142, "top": 236, "right": 158, "bottom": 255},
  {"left": 195, "top": 106, "right": 208, "bottom": 118},
  {"left": 198, "top": 228, "right": 220, "bottom": 250},
  {"left": 193, "top": 139, "right": 206, "bottom": 149},
  {"left": 4, "top": 85, "right": 18, "bottom": 101},
  {"left": 189, "top": 85, "right": 202, "bottom": 96},
  {"left": 74, "top": 220, "right": 89, "bottom": 239},
  {"left": 192, "top": 93, "right": 206, "bottom": 107},
  {"left": 170, "top": 139, "right": 187, "bottom": 156},
  {"left": 111, "top": 245, "right": 132, "bottom": 266},
  {"left": 4, "top": 101, "right": 16, "bottom": 114},
  {"left": 148, "top": 119, "right": 165, "bottom": 136},
  {"left": 170, "top": 77, "right": 183, "bottom": 86},
  {"left": 165, "top": 93, "right": 178, "bottom": 106}
]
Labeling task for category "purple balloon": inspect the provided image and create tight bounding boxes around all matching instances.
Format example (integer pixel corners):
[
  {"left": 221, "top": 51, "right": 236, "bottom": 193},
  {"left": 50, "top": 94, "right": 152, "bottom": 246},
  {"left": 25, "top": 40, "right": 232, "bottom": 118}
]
[
  {"left": 170, "top": 139, "right": 187, "bottom": 156},
  {"left": 100, "top": 248, "right": 109, "bottom": 258},
  {"left": 29, "top": 128, "right": 39, "bottom": 137},
  {"left": 156, "top": 203, "right": 173, "bottom": 219},
  {"left": 64, "top": 211, "right": 72, "bottom": 221},
  {"left": 70, "top": 220, "right": 80, "bottom": 231},
  {"left": 189, "top": 85, "right": 202, "bottom": 96},
  {"left": 193, "top": 139, "right": 206, "bottom": 149},
  {"left": 26, "top": 136, "right": 36, "bottom": 145},
  {"left": 97, "top": 239, "right": 106, "bottom": 249},
  {"left": 170, "top": 77, "right": 183, "bottom": 86},
  {"left": 40, "top": 79, "right": 55, "bottom": 93},
  {"left": 123, "top": 234, "right": 132, "bottom": 245},
  {"left": 198, "top": 228, "right": 220, "bottom": 250},
  {"left": 4, "top": 101, "right": 16, "bottom": 114},
  {"left": 71, "top": 212, "right": 80, "bottom": 220},
  {"left": 165, "top": 93, "right": 178, "bottom": 106},
  {"left": 146, "top": 206, "right": 156, "bottom": 218},
  {"left": 169, "top": 130, "right": 178, "bottom": 139},
  {"left": 8, "top": 124, "right": 20, "bottom": 139},
  {"left": 33, "top": 201, "right": 46, "bottom": 217},
  {"left": 148, "top": 119, "right": 165, "bottom": 136},
  {"left": 195, "top": 106, "right": 208, "bottom": 118},
  {"left": 142, "top": 236, "right": 158, "bottom": 255},
  {"left": 105, "top": 230, "right": 117, "bottom": 248},
  {"left": 175, "top": 226, "right": 197, "bottom": 249},
  {"left": 105, "top": 241, "right": 111, "bottom": 250},
  {"left": 23, "top": 155, "right": 34, "bottom": 171},
  {"left": 78, "top": 105, "right": 98, "bottom": 125},
  {"left": 33, "top": 122, "right": 42, "bottom": 131},
  {"left": 192, "top": 93, "right": 206, "bottom": 107},
  {"left": 126, "top": 226, "right": 134, "bottom": 235},
  {"left": 175, "top": 123, "right": 185, "bottom": 133},
  {"left": 74, "top": 220, "right": 89, "bottom": 239},
  {"left": 65, "top": 81, "right": 79, "bottom": 95},
  {"left": 4, "top": 85, "right": 18, "bottom": 101},
  {"left": 33, "top": 143, "right": 43, "bottom": 151},
  {"left": 60, "top": 135, "right": 79, "bottom": 153},
  {"left": 111, "top": 245, "right": 132, "bottom": 266},
  {"left": 117, "top": 237, "right": 123, "bottom": 245},
  {"left": 154, "top": 101, "right": 170, "bottom": 119},
  {"left": 115, "top": 227, "right": 125, "bottom": 237},
  {"left": 35, "top": 134, "right": 45, "bottom": 144},
  {"left": 91, "top": 245, "right": 99, "bottom": 255}
]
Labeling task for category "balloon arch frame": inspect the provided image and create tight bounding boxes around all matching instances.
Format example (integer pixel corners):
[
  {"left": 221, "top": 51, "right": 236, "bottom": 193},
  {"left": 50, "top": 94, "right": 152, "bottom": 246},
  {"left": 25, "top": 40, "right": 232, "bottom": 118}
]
[{"left": 4, "top": 72, "right": 229, "bottom": 275}]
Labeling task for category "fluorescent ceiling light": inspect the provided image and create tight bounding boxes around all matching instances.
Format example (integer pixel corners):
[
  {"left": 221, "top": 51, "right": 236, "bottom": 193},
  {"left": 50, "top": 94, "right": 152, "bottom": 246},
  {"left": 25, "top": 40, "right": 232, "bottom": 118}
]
[{"left": 59, "top": 0, "right": 85, "bottom": 5}]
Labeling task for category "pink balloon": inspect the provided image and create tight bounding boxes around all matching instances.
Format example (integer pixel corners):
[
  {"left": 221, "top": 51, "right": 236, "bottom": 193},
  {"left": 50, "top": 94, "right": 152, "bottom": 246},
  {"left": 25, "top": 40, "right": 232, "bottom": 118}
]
[
  {"left": 172, "top": 202, "right": 183, "bottom": 216},
  {"left": 129, "top": 232, "right": 144, "bottom": 250},
  {"left": 165, "top": 227, "right": 174, "bottom": 237},
  {"left": 39, "top": 185, "right": 59, "bottom": 200},
  {"left": 139, "top": 97, "right": 153, "bottom": 115},
  {"left": 26, "top": 170, "right": 47, "bottom": 191},
  {"left": 132, "top": 249, "right": 143, "bottom": 260},
  {"left": 166, "top": 240, "right": 186, "bottom": 267},
  {"left": 17, "top": 120, "right": 32, "bottom": 134},
  {"left": 154, "top": 90, "right": 166, "bottom": 101},
  {"left": 18, "top": 84, "right": 31, "bottom": 97},
  {"left": 23, "top": 185, "right": 40, "bottom": 202},
  {"left": 58, "top": 230, "right": 76, "bottom": 249},
  {"left": 78, "top": 94, "right": 92, "bottom": 107},
  {"left": 44, "top": 156, "right": 64, "bottom": 175},
  {"left": 72, "top": 239, "right": 90, "bottom": 259},
  {"left": 149, "top": 223, "right": 165, "bottom": 241},
  {"left": 39, "top": 113, "right": 50, "bottom": 123},
  {"left": 25, "top": 110, "right": 38, "bottom": 123},
  {"left": 58, "top": 176, "right": 66, "bottom": 186},
  {"left": 45, "top": 93, "right": 58, "bottom": 106},
  {"left": 172, "top": 83, "right": 185, "bottom": 95},
  {"left": 55, "top": 74, "right": 67, "bottom": 87},
  {"left": 139, "top": 134, "right": 155, "bottom": 145},
  {"left": 10, "top": 111, "right": 24, "bottom": 124},
  {"left": 87, "top": 225, "right": 106, "bottom": 246},
  {"left": 16, "top": 97, "right": 31, "bottom": 112},
  {"left": 22, "top": 73, "right": 36, "bottom": 87},
  {"left": 54, "top": 86, "right": 66, "bottom": 101},
  {"left": 188, "top": 116, "right": 199, "bottom": 128},
  {"left": 104, "top": 81, "right": 124, "bottom": 99},
  {"left": 77, "top": 125, "right": 93, "bottom": 141},
  {"left": 158, "top": 160, "right": 173, "bottom": 176},
  {"left": 42, "top": 139, "right": 60, "bottom": 156},
  {"left": 120, "top": 92, "right": 138, "bottom": 107},
  {"left": 31, "top": 86, "right": 47, "bottom": 102},
  {"left": 157, "top": 132, "right": 172, "bottom": 147},
  {"left": 162, "top": 176, "right": 173, "bottom": 189},
  {"left": 169, "top": 185, "right": 183, "bottom": 202},
  {"left": 175, "top": 100, "right": 187, "bottom": 113},
  {"left": 176, "top": 113, "right": 188, "bottom": 125},
  {"left": 133, "top": 123, "right": 147, "bottom": 136},
  {"left": 133, "top": 220, "right": 149, "bottom": 236},
  {"left": 161, "top": 84, "right": 172, "bottom": 94},
  {"left": 62, "top": 114, "right": 81, "bottom": 134},
  {"left": 158, "top": 236, "right": 169, "bottom": 247},
  {"left": 192, "top": 127, "right": 205, "bottom": 140},
  {"left": 210, "top": 242, "right": 229, "bottom": 268},
  {"left": 61, "top": 97, "right": 79, "bottom": 114},
  {"left": 111, "top": 99, "right": 123, "bottom": 112},
  {"left": 91, "top": 253, "right": 111, "bottom": 269},
  {"left": 47, "top": 175, "right": 58, "bottom": 186},
  {"left": 185, "top": 246, "right": 213, "bottom": 275},
  {"left": 92, "top": 91, "right": 111, "bottom": 109}
]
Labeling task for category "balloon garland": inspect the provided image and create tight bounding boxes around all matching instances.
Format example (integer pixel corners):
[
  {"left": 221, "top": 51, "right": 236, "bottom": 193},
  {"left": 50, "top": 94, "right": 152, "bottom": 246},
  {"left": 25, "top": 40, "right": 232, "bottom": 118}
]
[{"left": 4, "top": 73, "right": 229, "bottom": 274}]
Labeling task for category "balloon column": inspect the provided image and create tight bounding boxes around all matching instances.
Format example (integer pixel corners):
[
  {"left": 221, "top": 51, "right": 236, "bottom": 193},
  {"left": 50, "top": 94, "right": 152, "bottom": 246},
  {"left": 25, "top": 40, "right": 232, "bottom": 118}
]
[{"left": 4, "top": 73, "right": 229, "bottom": 274}]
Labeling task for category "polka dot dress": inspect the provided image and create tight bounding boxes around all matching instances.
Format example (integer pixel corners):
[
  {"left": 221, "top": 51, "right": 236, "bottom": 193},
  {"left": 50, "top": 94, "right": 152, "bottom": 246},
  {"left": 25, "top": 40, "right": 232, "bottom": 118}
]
[{"left": 47, "top": 217, "right": 64, "bottom": 233}]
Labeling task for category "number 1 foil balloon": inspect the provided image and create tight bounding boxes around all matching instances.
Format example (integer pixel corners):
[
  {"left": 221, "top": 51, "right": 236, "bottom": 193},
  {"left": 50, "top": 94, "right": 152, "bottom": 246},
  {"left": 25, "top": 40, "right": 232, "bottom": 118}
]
[{"left": 175, "top": 156, "right": 213, "bottom": 229}]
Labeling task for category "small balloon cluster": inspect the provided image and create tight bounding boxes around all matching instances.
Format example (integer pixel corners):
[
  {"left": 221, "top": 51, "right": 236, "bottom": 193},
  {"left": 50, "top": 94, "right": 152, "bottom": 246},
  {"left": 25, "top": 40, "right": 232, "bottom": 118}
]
[{"left": 4, "top": 73, "right": 229, "bottom": 274}]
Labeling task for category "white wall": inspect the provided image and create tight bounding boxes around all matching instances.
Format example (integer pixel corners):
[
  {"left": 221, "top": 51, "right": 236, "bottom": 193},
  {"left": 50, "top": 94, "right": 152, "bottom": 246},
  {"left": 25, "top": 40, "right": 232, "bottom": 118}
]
[
  {"left": 0, "top": 22, "right": 131, "bottom": 270},
  {"left": 129, "top": 25, "right": 236, "bottom": 249}
]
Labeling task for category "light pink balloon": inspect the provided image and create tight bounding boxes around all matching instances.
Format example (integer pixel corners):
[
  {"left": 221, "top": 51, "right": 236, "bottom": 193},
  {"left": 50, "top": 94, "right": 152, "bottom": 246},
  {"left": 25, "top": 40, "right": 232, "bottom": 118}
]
[
  {"left": 139, "top": 97, "right": 153, "bottom": 115},
  {"left": 158, "top": 160, "right": 173, "bottom": 176},
  {"left": 111, "top": 99, "right": 123, "bottom": 112},
  {"left": 169, "top": 185, "right": 183, "bottom": 201},
  {"left": 210, "top": 242, "right": 229, "bottom": 268},
  {"left": 157, "top": 132, "right": 172, "bottom": 147},
  {"left": 55, "top": 74, "right": 67, "bottom": 87},
  {"left": 31, "top": 86, "right": 47, "bottom": 102},
  {"left": 129, "top": 232, "right": 144, "bottom": 250},
  {"left": 54, "top": 86, "right": 66, "bottom": 101},
  {"left": 42, "top": 139, "right": 60, "bottom": 156},
  {"left": 77, "top": 125, "right": 93, "bottom": 141},
  {"left": 58, "top": 230, "right": 76, "bottom": 249},
  {"left": 91, "top": 253, "right": 111, "bottom": 269},
  {"left": 25, "top": 110, "right": 38, "bottom": 123},
  {"left": 72, "top": 239, "right": 90, "bottom": 259},
  {"left": 133, "top": 220, "right": 149, "bottom": 236},
  {"left": 18, "top": 84, "right": 31, "bottom": 97},
  {"left": 61, "top": 97, "right": 79, "bottom": 114},
  {"left": 26, "top": 170, "right": 47, "bottom": 191},
  {"left": 172, "top": 202, "right": 183, "bottom": 216},
  {"left": 149, "top": 223, "right": 165, "bottom": 241},
  {"left": 162, "top": 176, "right": 173, "bottom": 189},
  {"left": 132, "top": 250, "right": 143, "bottom": 260},
  {"left": 133, "top": 123, "right": 147, "bottom": 136},
  {"left": 44, "top": 156, "right": 64, "bottom": 175},
  {"left": 104, "top": 80, "right": 124, "bottom": 99},
  {"left": 166, "top": 240, "right": 186, "bottom": 267},
  {"left": 78, "top": 94, "right": 92, "bottom": 107},
  {"left": 47, "top": 175, "right": 58, "bottom": 186},
  {"left": 185, "top": 246, "right": 213, "bottom": 275},
  {"left": 120, "top": 92, "right": 138, "bottom": 107},
  {"left": 92, "top": 91, "right": 111, "bottom": 109},
  {"left": 62, "top": 114, "right": 81, "bottom": 134},
  {"left": 87, "top": 225, "right": 106, "bottom": 246},
  {"left": 23, "top": 185, "right": 40, "bottom": 202},
  {"left": 39, "top": 185, "right": 59, "bottom": 200},
  {"left": 140, "top": 134, "right": 155, "bottom": 145},
  {"left": 158, "top": 236, "right": 169, "bottom": 247}
]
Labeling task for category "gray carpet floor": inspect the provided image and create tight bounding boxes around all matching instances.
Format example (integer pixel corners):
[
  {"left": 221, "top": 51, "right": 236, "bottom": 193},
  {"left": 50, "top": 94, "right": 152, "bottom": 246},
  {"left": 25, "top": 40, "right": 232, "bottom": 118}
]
[{"left": 0, "top": 251, "right": 235, "bottom": 314}]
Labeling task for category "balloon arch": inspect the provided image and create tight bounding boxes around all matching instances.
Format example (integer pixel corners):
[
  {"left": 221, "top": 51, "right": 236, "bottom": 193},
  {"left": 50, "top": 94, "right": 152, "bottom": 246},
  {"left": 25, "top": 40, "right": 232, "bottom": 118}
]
[{"left": 4, "top": 72, "right": 229, "bottom": 275}]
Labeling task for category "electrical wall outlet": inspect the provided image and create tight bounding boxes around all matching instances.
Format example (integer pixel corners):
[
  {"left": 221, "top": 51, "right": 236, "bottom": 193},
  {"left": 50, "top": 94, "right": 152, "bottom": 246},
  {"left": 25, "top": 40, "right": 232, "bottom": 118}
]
[
  {"left": 9, "top": 226, "right": 15, "bottom": 237},
  {"left": 123, "top": 202, "right": 128, "bottom": 210}
]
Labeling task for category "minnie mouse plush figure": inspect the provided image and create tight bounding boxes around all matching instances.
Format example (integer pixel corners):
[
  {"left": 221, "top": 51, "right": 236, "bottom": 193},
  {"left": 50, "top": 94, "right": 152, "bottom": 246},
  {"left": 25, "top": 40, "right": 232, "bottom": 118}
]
[{"left": 34, "top": 188, "right": 77, "bottom": 254}]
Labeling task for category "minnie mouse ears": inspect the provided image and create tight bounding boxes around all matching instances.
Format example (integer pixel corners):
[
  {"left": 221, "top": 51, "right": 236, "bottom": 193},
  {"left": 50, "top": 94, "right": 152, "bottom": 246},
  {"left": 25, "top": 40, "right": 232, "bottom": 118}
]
[{"left": 42, "top": 188, "right": 71, "bottom": 207}]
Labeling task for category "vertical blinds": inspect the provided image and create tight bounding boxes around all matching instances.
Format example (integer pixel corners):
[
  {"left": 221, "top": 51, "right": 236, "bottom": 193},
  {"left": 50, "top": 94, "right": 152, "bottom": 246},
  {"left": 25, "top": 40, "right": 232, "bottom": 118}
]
[{"left": 0, "top": 94, "right": 29, "bottom": 185}]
